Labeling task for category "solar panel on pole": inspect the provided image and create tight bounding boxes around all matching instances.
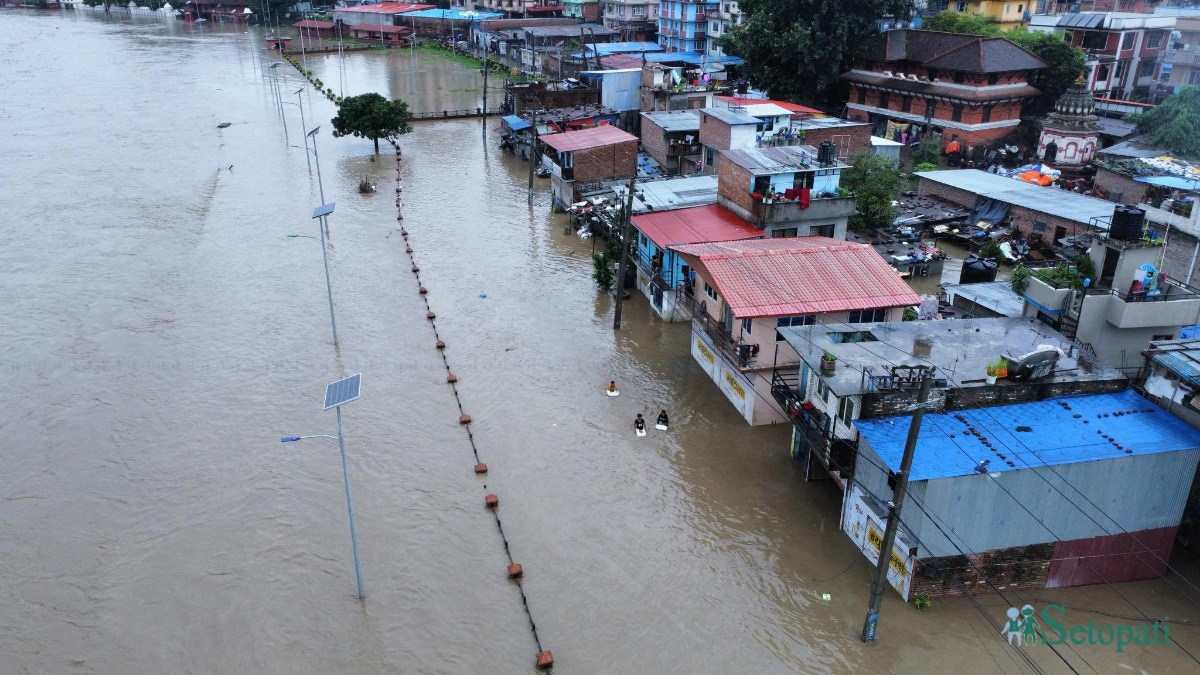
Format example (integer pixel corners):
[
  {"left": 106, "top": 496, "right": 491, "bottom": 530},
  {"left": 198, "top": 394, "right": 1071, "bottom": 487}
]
[{"left": 324, "top": 373, "right": 362, "bottom": 410}]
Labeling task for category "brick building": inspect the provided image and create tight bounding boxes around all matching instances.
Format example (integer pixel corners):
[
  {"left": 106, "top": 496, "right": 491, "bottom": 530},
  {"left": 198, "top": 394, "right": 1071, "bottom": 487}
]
[
  {"left": 716, "top": 145, "right": 856, "bottom": 239},
  {"left": 602, "top": 0, "right": 659, "bottom": 42},
  {"left": 539, "top": 125, "right": 639, "bottom": 208},
  {"left": 640, "top": 109, "right": 702, "bottom": 175},
  {"left": 841, "top": 29, "right": 1047, "bottom": 148}
]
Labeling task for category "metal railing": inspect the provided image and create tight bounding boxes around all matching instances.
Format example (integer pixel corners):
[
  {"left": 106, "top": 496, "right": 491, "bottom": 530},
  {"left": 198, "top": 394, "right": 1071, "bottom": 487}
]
[{"left": 693, "top": 309, "right": 758, "bottom": 368}]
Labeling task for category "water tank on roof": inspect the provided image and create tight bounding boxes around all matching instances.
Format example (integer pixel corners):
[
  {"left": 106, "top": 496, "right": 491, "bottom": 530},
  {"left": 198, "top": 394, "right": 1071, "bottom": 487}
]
[
  {"left": 958, "top": 254, "right": 998, "bottom": 284},
  {"left": 1110, "top": 204, "right": 1146, "bottom": 241},
  {"left": 817, "top": 141, "right": 836, "bottom": 166}
]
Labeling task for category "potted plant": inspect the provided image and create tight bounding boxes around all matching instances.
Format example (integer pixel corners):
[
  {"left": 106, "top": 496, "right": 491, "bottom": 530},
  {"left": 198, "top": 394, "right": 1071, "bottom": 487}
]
[
  {"left": 985, "top": 357, "right": 1008, "bottom": 385},
  {"left": 821, "top": 351, "right": 837, "bottom": 374}
]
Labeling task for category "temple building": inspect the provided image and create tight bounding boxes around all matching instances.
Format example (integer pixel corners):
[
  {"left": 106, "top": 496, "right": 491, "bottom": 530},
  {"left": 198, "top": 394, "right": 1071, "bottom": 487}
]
[{"left": 1037, "top": 82, "right": 1102, "bottom": 167}]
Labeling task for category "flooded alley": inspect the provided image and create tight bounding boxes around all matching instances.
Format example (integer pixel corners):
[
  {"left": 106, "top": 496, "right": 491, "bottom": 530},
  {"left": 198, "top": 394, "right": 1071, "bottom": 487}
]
[{"left": 2, "top": 10, "right": 1198, "bottom": 674}]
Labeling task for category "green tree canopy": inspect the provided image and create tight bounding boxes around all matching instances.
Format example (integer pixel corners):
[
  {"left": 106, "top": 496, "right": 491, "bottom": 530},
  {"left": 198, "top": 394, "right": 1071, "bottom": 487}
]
[
  {"left": 841, "top": 153, "right": 905, "bottom": 231},
  {"left": 923, "top": 11, "right": 1001, "bottom": 35},
  {"left": 1137, "top": 86, "right": 1200, "bottom": 160},
  {"left": 719, "top": 0, "right": 913, "bottom": 104},
  {"left": 331, "top": 93, "right": 412, "bottom": 154}
]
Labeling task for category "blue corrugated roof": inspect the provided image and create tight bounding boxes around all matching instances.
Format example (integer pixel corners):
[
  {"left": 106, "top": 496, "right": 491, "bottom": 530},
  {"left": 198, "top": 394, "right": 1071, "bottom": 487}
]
[
  {"left": 644, "top": 52, "right": 745, "bottom": 66},
  {"left": 577, "top": 42, "right": 664, "bottom": 57},
  {"left": 398, "top": 8, "right": 503, "bottom": 20},
  {"left": 501, "top": 115, "right": 531, "bottom": 132},
  {"left": 857, "top": 390, "right": 1200, "bottom": 482}
]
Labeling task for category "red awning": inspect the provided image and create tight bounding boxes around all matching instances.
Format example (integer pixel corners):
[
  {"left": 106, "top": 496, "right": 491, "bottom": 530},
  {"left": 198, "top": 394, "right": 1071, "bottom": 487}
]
[{"left": 633, "top": 205, "right": 761, "bottom": 248}]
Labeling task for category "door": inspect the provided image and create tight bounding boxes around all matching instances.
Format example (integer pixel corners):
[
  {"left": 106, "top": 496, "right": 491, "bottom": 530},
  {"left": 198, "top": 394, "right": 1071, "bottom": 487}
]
[
  {"left": 1100, "top": 246, "right": 1119, "bottom": 288},
  {"left": 722, "top": 303, "right": 734, "bottom": 335}
]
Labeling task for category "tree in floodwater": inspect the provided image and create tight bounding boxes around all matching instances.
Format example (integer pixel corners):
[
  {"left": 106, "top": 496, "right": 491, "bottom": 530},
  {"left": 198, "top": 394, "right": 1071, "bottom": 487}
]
[
  {"left": 841, "top": 153, "right": 905, "bottom": 231},
  {"left": 592, "top": 249, "right": 615, "bottom": 292},
  {"left": 331, "top": 93, "right": 412, "bottom": 155}
]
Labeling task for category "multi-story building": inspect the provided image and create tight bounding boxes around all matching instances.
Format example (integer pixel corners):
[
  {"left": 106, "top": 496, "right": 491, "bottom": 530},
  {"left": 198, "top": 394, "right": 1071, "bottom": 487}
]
[
  {"left": 659, "top": 0, "right": 718, "bottom": 53},
  {"left": 841, "top": 29, "right": 1047, "bottom": 147},
  {"left": 602, "top": 0, "right": 659, "bottom": 42},
  {"left": 704, "top": 1, "right": 742, "bottom": 57},
  {"left": 478, "top": 0, "right": 566, "bottom": 19},
  {"left": 676, "top": 238, "right": 919, "bottom": 425},
  {"left": 563, "top": 0, "right": 599, "bottom": 22},
  {"left": 938, "top": 0, "right": 1033, "bottom": 30},
  {"left": 1029, "top": 12, "right": 1174, "bottom": 100},
  {"left": 1158, "top": 16, "right": 1200, "bottom": 99},
  {"left": 1036, "top": 0, "right": 1151, "bottom": 14},
  {"left": 538, "top": 125, "right": 639, "bottom": 209}
]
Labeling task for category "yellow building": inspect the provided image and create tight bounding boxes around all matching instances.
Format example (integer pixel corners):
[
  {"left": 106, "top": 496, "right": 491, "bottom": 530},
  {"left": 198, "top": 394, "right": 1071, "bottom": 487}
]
[{"left": 944, "top": 1, "right": 1032, "bottom": 30}]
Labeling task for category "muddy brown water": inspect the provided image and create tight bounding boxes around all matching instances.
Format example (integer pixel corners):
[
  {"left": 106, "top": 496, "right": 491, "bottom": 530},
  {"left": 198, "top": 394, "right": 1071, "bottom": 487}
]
[{"left": 2, "top": 10, "right": 1199, "bottom": 674}]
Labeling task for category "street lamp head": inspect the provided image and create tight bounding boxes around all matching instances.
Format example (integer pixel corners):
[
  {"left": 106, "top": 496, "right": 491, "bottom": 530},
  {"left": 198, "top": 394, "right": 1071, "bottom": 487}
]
[
  {"left": 307, "top": 126, "right": 321, "bottom": 138},
  {"left": 269, "top": 62, "right": 281, "bottom": 69},
  {"left": 280, "top": 436, "right": 301, "bottom": 442},
  {"left": 295, "top": 87, "right": 305, "bottom": 95}
]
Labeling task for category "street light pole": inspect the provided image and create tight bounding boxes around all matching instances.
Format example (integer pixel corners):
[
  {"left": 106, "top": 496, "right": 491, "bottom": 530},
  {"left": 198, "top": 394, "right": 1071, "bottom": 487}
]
[
  {"left": 295, "top": 87, "right": 312, "bottom": 175},
  {"left": 309, "top": 126, "right": 327, "bottom": 205},
  {"left": 334, "top": 405, "right": 364, "bottom": 599},
  {"left": 269, "top": 63, "right": 290, "bottom": 145},
  {"left": 307, "top": 202, "right": 339, "bottom": 346}
]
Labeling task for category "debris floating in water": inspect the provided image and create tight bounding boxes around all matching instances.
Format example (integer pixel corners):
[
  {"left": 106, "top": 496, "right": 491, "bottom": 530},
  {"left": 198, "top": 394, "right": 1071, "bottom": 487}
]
[
  {"left": 479, "top": 292, "right": 487, "bottom": 299},
  {"left": 217, "top": 122, "right": 231, "bottom": 128}
]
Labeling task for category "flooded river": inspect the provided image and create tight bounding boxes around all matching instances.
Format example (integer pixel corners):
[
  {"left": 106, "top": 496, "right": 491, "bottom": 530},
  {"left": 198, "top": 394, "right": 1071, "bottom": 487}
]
[{"left": 3, "top": 10, "right": 1198, "bottom": 674}]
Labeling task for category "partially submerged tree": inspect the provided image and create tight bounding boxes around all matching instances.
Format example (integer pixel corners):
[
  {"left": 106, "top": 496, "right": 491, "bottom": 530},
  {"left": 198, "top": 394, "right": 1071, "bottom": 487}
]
[
  {"left": 1137, "top": 86, "right": 1200, "bottom": 160},
  {"left": 331, "top": 93, "right": 411, "bottom": 154},
  {"left": 719, "top": 0, "right": 914, "bottom": 104},
  {"left": 841, "top": 153, "right": 905, "bottom": 231}
]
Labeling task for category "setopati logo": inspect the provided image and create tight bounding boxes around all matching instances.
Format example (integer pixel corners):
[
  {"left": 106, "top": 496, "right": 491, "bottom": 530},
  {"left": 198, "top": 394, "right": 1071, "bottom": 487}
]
[{"left": 1001, "top": 604, "right": 1170, "bottom": 653}]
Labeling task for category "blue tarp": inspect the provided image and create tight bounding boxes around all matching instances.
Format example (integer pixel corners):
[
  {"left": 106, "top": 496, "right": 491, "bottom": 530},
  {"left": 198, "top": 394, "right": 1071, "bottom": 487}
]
[
  {"left": 501, "top": 115, "right": 530, "bottom": 132},
  {"left": 1134, "top": 175, "right": 1200, "bottom": 190},
  {"left": 969, "top": 196, "right": 1010, "bottom": 226},
  {"left": 397, "top": 9, "right": 503, "bottom": 21},
  {"left": 643, "top": 52, "right": 745, "bottom": 66},
  {"left": 575, "top": 42, "right": 664, "bottom": 57},
  {"left": 858, "top": 390, "right": 1200, "bottom": 481}
]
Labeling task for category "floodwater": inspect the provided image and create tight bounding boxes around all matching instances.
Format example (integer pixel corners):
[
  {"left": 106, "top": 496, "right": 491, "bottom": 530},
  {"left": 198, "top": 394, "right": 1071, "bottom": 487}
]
[{"left": 3, "top": 10, "right": 1199, "bottom": 674}]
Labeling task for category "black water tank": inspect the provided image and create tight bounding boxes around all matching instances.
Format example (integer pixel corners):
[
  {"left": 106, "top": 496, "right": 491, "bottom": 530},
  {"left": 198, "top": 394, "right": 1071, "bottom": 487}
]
[
  {"left": 1110, "top": 204, "right": 1146, "bottom": 241},
  {"left": 818, "top": 141, "right": 836, "bottom": 166},
  {"left": 959, "top": 254, "right": 999, "bottom": 284}
]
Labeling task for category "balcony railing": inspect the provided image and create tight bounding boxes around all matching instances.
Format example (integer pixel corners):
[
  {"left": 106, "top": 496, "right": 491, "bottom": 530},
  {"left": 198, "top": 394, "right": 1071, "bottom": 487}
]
[
  {"left": 1163, "top": 49, "right": 1200, "bottom": 66},
  {"left": 667, "top": 142, "right": 702, "bottom": 156},
  {"left": 747, "top": 193, "right": 856, "bottom": 226},
  {"left": 693, "top": 308, "right": 759, "bottom": 368}
]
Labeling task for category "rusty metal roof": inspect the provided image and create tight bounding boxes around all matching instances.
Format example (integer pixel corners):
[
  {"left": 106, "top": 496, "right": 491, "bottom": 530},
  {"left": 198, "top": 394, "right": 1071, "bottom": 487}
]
[
  {"left": 671, "top": 238, "right": 920, "bottom": 318},
  {"left": 632, "top": 204, "right": 761, "bottom": 248}
]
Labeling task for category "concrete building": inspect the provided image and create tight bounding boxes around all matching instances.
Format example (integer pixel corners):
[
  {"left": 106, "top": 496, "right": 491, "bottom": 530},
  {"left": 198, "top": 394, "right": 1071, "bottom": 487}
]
[
  {"left": 478, "top": 0, "right": 566, "bottom": 19},
  {"left": 696, "top": 106, "right": 760, "bottom": 172},
  {"left": 602, "top": 0, "right": 659, "bottom": 41},
  {"left": 639, "top": 63, "right": 719, "bottom": 112},
  {"left": 675, "top": 238, "right": 919, "bottom": 425},
  {"left": 563, "top": 0, "right": 599, "bottom": 21},
  {"left": 704, "top": 0, "right": 742, "bottom": 57},
  {"left": 630, "top": 203, "right": 762, "bottom": 319},
  {"left": 538, "top": 124, "right": 639, "bottom": 208},
  {"left": 1029, "top": 12, "right": 1174, "bottom": 100},
  {"left": 937, "top": 0, "right": 1032, "bottom": 30},
  {"left": 842, "top": 29, "right": 1047, "bottom": 147},
  {"left": 854, "top": 389, "right": 1200, "bottom": 597},
  {"left": 716, "top": 146, "right": 857, "bottom": 239},
  {"left": 1158, "top": 16, "right": 1200, "bottom": 99},
  {"left": 331, "top": 3, "right": 435, "bottom": 27},
  {"left": 1140, "top": 337, "right": 1200, "bottom": 553},
  {"left": 659, "top": 0, "right": 718, "bottom": 53},
  {"left": 640, "top": 109, "right": 702, "bottom": 175}
]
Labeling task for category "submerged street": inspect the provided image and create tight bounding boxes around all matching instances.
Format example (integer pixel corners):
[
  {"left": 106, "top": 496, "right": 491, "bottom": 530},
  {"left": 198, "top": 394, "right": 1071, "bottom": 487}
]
[{"left": 2, "top": 11, "right": 1198, "bottom": 674}]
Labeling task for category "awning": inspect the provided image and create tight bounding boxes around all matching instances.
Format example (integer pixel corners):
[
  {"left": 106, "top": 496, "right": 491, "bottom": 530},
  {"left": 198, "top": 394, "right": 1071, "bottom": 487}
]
[
  {"left": 969, "top": 196, "right": 1011, "bottom": 226},
  {"left": 502, "top": 115, "right": 531, "bottom": 132}
]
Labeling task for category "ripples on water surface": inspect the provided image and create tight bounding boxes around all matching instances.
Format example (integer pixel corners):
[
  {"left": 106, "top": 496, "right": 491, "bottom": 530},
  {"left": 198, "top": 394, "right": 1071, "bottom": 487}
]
[{"left": 2, "top": 10, "right": 1196, "bottom": 675}]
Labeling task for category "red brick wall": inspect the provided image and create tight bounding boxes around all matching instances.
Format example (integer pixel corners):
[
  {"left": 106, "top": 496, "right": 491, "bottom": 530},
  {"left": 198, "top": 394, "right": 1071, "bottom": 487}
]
[
  {"left": 640, "top": 115, "right": 669, "bottom": 169},
  {"left": 912, "top": 543, "right": 1054, "bottom": 598},
  {"left": 1093, "top": 166, "right": 1148, "bottom": 204},
  {"left": 917, "top": 177, "right": 1099, "bottom": 244},
  {"left": 573, "top": 139, "right": 638, "bottom": 183},
  {"left": 717, "top": 159, "right": 754, "bottom": 214},
  {"left": 804, "top": 123, "right": 872, "bottom": 158},
  {"left": 698, "top": 111, "right": 733, "bottom": 151}
]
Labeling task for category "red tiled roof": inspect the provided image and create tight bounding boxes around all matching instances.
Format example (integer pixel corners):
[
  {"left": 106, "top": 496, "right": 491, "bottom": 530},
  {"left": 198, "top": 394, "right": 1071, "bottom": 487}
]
[
  {"left": 632, "top": 205, "right": 762, "bottom": 248},
  {"left": 295, "top": 20, "right": 335, "bottom": 29},
  {"left": 715, "top": 96, "right": 822, "bottom": 115},
  {"left": 350, "top": 24, "right": 413, "bottom": 34},
  {"left": 672, "top": 238, "right": 919, "bottom": 318},
  {"left": 539, "top": 124, "right": 637, "bottom": 152}
]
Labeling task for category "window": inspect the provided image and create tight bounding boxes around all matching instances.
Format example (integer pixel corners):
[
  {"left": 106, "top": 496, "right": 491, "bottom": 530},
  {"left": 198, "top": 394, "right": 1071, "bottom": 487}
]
[
  {"left": 632, "top": 5, "right": 644, "bottom": 17},
  {"left": 956, "top": 1, "right": 967, "bottom": 11},
  {"left": 811, "top": 224, "right": 835, "bottom": 237},
  {"left": 951, "top": 103, "right": 963, "bottom": 122},
  {"left": 838, "top": 397, "right": 854, "bottom": 426},
  {"left": 711, "top": 22, "right": 719, "bottom": 33},
  {"left": 777, "top": 315, "right": 815, "bottom": 340},
  {"left": 1096, "top": 63, "right": 1110, "bottom": 82},
  {"left": 1082, "top": 31, "right": 1107, "bottom": 50},
  {"left": 1191, "top": 71, "right": 1200, "bottom": 86},
  {"left": 704, "top": 281, "right": 717, "bottom": 300},
  {"left": 816, "top": 378, "right": 829, "bottom": 402},
  {"left": 1121, "top": 32, "right": 1134, "bottom": 51},
  {"left": 1153, "top": 334, "right": 1175, "bottom": 341},
  {"left": 695, "top": 40, "right": 707, "bottom": 52},
  {"left": 847, "top": 308, "right": 888, "bottom": 323},
  {"left": 1115, "top": 61, "right": 1129, "bottom": 80},
  {"left": 1138, "top": 60, "right": 1156, "bottom": 78},
  {"left": 1146, "top": 31, "right": 1162, "bottom": 49},
  {"left": 953, "top": 71, "right": 965, "bottom": 84},
  {"left": 773, "top": 227, "right": 798, "bottom": 238},
  {"left": 926, "top": 100, "right": 936, "bottom": 118},
  {"left": 987, "top": 73, "right": 999, "bottom": 85},
  {"left": 857, "top": 87, "right": 866, "bottom": 105},
  {"left": 901, "top": 95, "right": 912, "bottom": 113},
  {"left": 705, "top": 147, "right": 715, "bottom": 167},
  {"left": 981, "top": 104, "right": 992, "bottom": 123},
  {"left": 878, "top": 91, "right": 889, "bottom": 109}
]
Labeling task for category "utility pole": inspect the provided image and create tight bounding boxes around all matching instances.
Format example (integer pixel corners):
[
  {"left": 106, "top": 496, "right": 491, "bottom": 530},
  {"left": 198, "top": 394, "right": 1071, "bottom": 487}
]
[
  {"left": 481, "top": 39, "right": 489, "bottom": 139},
  {"left": 527, "top": 100, "right": 541, "bottom": 203},
  {"left": 612, "top": 176, "right": 637, "bottom": 330},
  {"left": 861, "top": 369, "right": 934, "bottom": 643}
]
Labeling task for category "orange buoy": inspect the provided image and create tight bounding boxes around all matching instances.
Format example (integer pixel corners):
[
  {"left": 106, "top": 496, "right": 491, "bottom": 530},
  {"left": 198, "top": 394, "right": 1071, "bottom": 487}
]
[
  {"left": 419, "top": 286, "right": 428, "bottom": 295},
  {"left": 411, "top": 265, "right": 420, "bottom": 273},
  {"left": 507, "top": 563, "right": 523, "bottom": 579},
  {"left": 447, "top": 373, "right": 458, "bottom": 383},
  {"left": 426, "top": 311, "right": 436, "bottom": 320},
  {"left": 536, "top": 651, "right": 554, "bottom": 670},
  {"left": 436, "top": 339, "right": 445, "bottom": 349},
  {"left": 459, "top": 414, "right": 471, "bottom": 425},
  {"left": 484, "top": 493, "right": 498, "bottom": 508},
  {"left": 474, "top": 463, "right": 487, "bottom": 474},
  {"left": 405, "top": 246, "right": 413, "bottom": 254}
]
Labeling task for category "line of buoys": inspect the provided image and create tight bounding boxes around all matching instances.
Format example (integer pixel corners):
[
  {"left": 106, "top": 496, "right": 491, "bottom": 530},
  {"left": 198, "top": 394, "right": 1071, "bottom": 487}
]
[{"left": 392, "top": 136, "right": 552, "bottom": 672}]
